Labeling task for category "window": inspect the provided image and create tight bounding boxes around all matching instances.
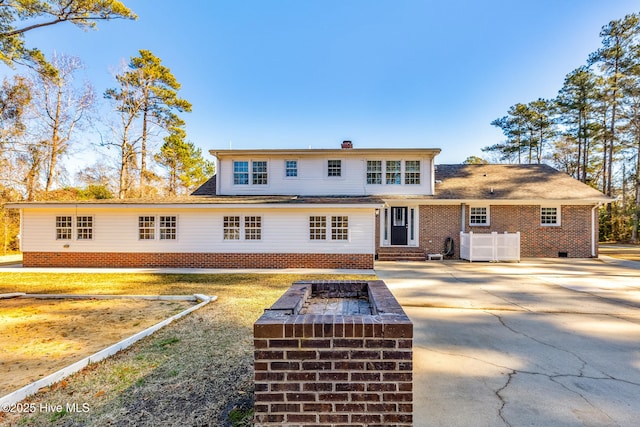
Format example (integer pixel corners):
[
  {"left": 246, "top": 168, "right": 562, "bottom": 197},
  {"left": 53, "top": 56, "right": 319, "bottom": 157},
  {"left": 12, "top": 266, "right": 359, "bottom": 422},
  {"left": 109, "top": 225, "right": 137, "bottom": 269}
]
[
  {"left": 223, "top": 216, "right": 241, "bottom": 240},
  {"left": 233, "top": 161, "right": 249, "bottom": 185},
  {"left": 160, "top": 216, "right": 177, "bottom": 240},
  {"left": 541, "top": 207, "right": 560, "bottom": 226},
  {"left": 139, "top": 216, "right": 155, "bottom": 240},
  {"left": 470, "top": 207, "right": 489, "bottom": 226},
  {"left": 56, "top": 216, "right": 72, "bottom": 240},
  {"left": 76, "top": 216, "right": 93, "bottom": 240},
  {"left": 245, "top": 216, "right": 262, "bottom": 240},
  {"left": 309, "top": 216, "right": 327, "bottom": 240},
  {"left": 285, "top": 160, "right": 298, "bottom": 177},
  {"left": 405, "top": 160, "right": 421, "bottom": 185},
  {"left": 252, "top": 161, "right": 268, "bottom": 185},
  {"left": 366, "top": 160, "right": 382, "bottom": 184},
  {"left": 331, "top": 216, "right": 349, "bottom": 240},
  {"left": 386, "top": 160, "right": 401, "bottom": 184},
  {"left": 327, "top": 160, "right": 342, "bottom": 177}
]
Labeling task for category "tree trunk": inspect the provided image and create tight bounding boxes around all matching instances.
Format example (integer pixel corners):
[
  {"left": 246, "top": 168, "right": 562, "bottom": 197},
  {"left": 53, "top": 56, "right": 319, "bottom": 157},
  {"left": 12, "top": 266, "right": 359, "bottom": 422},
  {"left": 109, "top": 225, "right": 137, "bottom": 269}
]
[
  {"left": 140, "top": 106, "right": 148, "bottom": 192},
  {"left": 633, "top": 138, "right": 640, "bottom": 243},
  {"left": 45, "top": 83, "right": 63, "bottom": 192}
]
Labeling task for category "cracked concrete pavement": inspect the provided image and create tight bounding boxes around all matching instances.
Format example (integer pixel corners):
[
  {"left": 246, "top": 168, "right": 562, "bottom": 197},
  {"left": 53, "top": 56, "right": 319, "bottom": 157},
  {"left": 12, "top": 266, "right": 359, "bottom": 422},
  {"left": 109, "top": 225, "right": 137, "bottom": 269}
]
[{"left": 376, "top": 258, "right": 640, "bottom": 427}]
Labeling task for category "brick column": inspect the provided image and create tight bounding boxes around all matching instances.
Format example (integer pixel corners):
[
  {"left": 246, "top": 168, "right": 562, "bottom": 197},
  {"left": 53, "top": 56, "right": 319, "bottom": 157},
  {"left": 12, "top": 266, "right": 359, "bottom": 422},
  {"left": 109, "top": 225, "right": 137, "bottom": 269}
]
[{"left": 254, "top": 280, "right": 413, "bottom": 426}]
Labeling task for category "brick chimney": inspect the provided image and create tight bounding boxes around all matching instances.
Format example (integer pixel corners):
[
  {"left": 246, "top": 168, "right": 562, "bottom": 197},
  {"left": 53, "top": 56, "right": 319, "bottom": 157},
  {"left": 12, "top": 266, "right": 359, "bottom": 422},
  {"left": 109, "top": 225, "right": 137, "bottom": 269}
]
[{"left": 341, "top": 140, "right": 353, "bottom": 149}]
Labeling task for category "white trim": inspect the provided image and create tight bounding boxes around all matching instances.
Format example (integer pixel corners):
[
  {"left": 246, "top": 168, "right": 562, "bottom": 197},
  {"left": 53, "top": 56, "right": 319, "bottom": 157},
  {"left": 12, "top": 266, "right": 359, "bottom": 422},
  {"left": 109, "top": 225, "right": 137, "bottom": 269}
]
[
  {"left": 379, "top": 204, "right": 420, "bottom": 247},
  {"left": 540, "top": 205, "right": 562, "bottom": 227},
  {"left": 469, "top": 205, "right": 490, "bottom": 227}
]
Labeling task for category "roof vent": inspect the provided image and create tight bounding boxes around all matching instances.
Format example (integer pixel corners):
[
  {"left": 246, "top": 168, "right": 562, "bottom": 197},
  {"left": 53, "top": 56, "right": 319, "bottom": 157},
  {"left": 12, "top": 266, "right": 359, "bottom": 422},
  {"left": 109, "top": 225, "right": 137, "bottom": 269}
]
[{"left": 341, "top": 140, "right": 353, "bottom": 149}]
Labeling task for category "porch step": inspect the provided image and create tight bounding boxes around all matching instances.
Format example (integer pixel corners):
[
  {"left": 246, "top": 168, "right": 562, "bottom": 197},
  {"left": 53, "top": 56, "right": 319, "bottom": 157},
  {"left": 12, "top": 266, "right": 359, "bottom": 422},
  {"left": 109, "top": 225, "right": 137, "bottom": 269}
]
[{"left": 377, "top": 247, "right": 426, "bottom": 261}]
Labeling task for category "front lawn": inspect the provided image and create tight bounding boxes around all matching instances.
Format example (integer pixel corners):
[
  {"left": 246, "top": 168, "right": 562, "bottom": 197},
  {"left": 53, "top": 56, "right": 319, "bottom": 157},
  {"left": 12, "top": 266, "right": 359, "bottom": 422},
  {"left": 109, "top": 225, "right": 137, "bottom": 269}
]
[{"left": 0, "top": 272, "right": 373, "bottom": 426}]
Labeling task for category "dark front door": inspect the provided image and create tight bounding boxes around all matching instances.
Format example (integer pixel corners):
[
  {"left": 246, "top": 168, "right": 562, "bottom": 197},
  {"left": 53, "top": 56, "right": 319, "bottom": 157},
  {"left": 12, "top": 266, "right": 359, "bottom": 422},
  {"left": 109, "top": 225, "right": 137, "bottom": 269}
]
[{"left": 391, "top": 207, "right": 408, "bottom": 245}]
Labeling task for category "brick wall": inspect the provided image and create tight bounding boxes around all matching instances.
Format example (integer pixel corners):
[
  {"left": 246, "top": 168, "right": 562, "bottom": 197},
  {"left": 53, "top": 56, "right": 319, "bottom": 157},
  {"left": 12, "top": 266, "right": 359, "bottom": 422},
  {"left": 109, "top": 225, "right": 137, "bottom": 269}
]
[
  {"left": 418, "top": 204, "right": 597, "bottom": 258},
  {"left": 254, "top": 280, "right": 413, "bottom": 426},
  {"left": 21, "top": 252, "right": 374, "bottom": 269}
]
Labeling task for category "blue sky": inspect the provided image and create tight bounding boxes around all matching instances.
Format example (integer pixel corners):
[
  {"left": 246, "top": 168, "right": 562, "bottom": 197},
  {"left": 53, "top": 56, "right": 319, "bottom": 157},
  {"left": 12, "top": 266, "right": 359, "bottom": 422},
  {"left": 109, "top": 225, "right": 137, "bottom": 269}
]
[{"left": 5, "top": 0, "right": 639, "bottom": 165}]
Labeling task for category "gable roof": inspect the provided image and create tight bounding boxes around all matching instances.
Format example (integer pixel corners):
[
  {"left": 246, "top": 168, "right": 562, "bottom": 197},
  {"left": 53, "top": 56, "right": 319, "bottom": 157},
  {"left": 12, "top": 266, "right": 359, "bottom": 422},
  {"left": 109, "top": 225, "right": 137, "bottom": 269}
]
[{"left": 432, "top": 164, "right": 610, "bottom": 202}]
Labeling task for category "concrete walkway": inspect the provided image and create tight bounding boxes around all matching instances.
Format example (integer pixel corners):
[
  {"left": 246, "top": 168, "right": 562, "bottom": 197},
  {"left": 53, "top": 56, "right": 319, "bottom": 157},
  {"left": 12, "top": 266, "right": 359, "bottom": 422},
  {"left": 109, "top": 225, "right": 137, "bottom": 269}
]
[{"left": 376, "top": 258, "right": 640, "bottom": 427}]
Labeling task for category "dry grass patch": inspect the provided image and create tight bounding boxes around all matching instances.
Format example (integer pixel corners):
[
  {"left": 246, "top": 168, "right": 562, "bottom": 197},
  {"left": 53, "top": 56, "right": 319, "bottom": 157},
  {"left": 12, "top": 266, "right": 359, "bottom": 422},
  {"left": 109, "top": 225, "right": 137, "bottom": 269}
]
[
  {"left": 0, "top": 297, "right": 193, "bottom": 395},
  {"left": 0, "top": 272, "right": 373, "bottom": 426}
]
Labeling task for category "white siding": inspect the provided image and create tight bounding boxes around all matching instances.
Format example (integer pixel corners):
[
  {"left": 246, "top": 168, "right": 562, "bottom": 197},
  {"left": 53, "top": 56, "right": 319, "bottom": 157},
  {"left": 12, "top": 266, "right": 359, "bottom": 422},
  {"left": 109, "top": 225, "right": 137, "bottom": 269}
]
[
  {"left": 218, "top": 155, "right": 435, "bottom": 196},
  {"left": 21, "top": 206, "right": 375, "bottom": 254}
]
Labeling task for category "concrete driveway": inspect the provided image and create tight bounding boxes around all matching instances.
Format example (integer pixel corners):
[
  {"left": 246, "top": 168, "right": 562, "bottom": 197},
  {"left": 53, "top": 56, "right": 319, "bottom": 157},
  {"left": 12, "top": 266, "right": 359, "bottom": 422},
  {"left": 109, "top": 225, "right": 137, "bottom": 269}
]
[{"left": 376, "top": 258, "right": 640, "bottom": 427}]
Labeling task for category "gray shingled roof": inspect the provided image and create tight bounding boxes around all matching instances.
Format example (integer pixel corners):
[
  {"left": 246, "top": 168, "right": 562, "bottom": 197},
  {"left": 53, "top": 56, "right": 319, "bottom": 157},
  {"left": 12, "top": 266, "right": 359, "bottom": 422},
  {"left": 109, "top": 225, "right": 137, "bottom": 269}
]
[
  {"left": 433, "top": 164, "right": 609, "bottom": 201},
  {"left": 190, "top": 175, "right": 216, "bottom": 196}
]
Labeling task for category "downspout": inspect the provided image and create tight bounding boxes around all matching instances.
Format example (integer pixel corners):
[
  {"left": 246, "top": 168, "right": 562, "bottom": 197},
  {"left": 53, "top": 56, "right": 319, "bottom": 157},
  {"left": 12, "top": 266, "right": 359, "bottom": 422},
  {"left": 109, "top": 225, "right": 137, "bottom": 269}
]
[
  {"left": 461, "top": 203, "right": 466, "bottom": 233},
  {"left": 18, "top": 209, "right": 23, "bottom": 253},
  {"left": 215, "top": 156, "right": 221, "bottom": 195},
  {"left": 591, "top": 204, "right": 599, "bottom": 258}
]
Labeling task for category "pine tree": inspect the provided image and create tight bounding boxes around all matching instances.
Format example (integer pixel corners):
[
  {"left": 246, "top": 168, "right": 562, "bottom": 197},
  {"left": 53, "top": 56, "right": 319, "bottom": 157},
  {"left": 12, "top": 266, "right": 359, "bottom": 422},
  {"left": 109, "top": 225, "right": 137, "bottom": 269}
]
[
  {"left": 155, "top": 126, "right": 214, "bottom": 196},
  {"left": 111, "top": 50, "right": 192, "bottom": 193}
]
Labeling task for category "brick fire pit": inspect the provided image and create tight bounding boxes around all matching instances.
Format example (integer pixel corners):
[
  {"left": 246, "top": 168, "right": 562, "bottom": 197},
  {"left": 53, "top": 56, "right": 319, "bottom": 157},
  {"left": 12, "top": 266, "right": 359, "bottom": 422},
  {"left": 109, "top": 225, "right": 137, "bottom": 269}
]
[{"left": 253, "top": 280, "right": 413, "bottom": 426}]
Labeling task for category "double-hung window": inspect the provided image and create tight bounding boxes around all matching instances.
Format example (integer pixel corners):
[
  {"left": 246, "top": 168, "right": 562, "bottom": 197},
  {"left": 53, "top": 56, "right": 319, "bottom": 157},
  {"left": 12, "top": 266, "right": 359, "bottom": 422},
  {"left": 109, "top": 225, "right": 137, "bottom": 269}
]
[
  {"left": 386, "top": 160, "right": 401, "bottom": 184},
  {"left": 469, "top": 207, "right": 489, "bottom": 226},
  {"left": 541, "top": 207, "right": 560, "bottom": 226},
  {"left": 327, "top": 160, "right": 342, "bottom": 177},
  {"left": 245, "top": 216, "right": 262, "bottom": 240},
  {"left": 309, "top": 216, "right": 327, "bottom": 240},
  {"left": 331, "top": 216, "right": 349, "bottom": 240},
  {"left": 139, "top": 216, "right": 156, "bottom": 240},
  {"left": 223, "top": 216, "right": 241, "bottom": 240},
  {"left": 56, "top": 216, "right": 94, "bottom": 240},
  {"left": 160, "top": 216, "right": 177, "bottom": 240},
  {"left": 366, "top": 160, "right": 382, "bottom": 184},
  {"left": 309, "top": 216, "right": 349, "bottom": 241},
  {"left": 405, "top": 160, "right": 421, "bottom": 185},
  {"left": 233, "top": 161, "right": 249, "bottom": 185},
  {"left": 224, "top": 215, "right": 262, "bottom": 240},
  {"left": 76, "top": 216, "right": 93, "bottom": 240},
  {"left": 285, "top": 160, "right": 298, "bottom": 177},
  {"left": 56, "top": 216, "right": 73, "bottom": 240},
  {"left": 252, "top": 161, "right": 268, "bottom": 185},
  {"left": 139, "top": 216, "right": 177, "bottom": 240}
]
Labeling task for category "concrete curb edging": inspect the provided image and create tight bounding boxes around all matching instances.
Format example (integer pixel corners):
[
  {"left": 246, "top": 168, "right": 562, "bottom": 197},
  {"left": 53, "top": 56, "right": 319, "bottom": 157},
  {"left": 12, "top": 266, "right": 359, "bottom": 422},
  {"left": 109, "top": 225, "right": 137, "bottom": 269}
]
[{"left": 0, "top": 294, "right": 217, "bottom": 407}]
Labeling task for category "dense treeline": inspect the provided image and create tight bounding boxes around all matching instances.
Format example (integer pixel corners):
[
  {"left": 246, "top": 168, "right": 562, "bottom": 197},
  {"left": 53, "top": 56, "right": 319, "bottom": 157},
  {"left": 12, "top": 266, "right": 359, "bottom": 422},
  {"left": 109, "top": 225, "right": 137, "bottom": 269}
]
[
  {"left": 0, "top": 1, "right": 214, "bottom": 253},
  {"left": 484, "top": 12, "right": 640, "bottom": 242}
]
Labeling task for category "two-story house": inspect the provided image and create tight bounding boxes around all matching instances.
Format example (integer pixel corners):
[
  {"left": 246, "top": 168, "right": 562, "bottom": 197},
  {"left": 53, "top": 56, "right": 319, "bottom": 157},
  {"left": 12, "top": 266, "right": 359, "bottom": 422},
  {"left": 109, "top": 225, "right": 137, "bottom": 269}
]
[{"left": 7, "top": 141, "right": 610, "bottom": 269}]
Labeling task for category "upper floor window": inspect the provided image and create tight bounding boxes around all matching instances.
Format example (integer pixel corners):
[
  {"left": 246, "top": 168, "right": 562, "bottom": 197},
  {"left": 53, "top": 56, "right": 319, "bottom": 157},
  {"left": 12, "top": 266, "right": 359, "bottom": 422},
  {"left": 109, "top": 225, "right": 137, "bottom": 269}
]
[
  {"left": 56, "top": 216, "right": 72, "bottom": 240},
  {"left": 470, "top": 207, "right": 489, "bottom": 226},
  {"left": 367, "top": 160, "right": 382, "bottom": 184},
  {"left": 285, "top": 160, "right": 298, "bottom": 177},
  {"left": 76, "top": 216, "right": 93, "bottom": 240},
  {"left": 405, "top": 161, "right": 421, "bottom": 185},
  {"left": 386, "top": 160, "right": 401, "bottom": 184},
  {"left": 541, "top": 207, "right": 560, "bottom": 226},
  {"left": 327, "top": 160, "right": 342, "bottom": 177},
  {"left": 233, "top": 161, "right": 249, "bottom": 185},
  {"left": 252, "top": 161, "right": 268, "bottom": 185}
]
